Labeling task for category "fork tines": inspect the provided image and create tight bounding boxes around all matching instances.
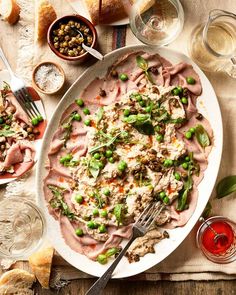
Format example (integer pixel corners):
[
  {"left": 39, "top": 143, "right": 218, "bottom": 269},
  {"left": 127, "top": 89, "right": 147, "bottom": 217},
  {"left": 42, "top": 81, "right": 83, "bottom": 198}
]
[
  {"left": 136, "top": 201, "right": 165, "bottom": 230},
  {"left": 14, "top": 87, "right": 42, "bottom": 121}
]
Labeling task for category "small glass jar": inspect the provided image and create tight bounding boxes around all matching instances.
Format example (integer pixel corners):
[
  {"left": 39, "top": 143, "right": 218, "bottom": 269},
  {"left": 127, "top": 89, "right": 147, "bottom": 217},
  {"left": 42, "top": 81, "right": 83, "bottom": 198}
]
[
  {"left": 196, "top": 216, "right": 236, "bottom": 264},
  {"left": 0, "top": 197, "right": 46, "bottom": 260}
]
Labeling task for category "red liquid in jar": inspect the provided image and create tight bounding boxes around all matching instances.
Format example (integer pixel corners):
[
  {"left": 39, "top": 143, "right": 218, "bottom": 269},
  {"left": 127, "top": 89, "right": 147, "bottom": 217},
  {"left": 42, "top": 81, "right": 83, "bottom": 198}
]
[{"left": 202, "top": 221, "right": 234, "bottom": 255}]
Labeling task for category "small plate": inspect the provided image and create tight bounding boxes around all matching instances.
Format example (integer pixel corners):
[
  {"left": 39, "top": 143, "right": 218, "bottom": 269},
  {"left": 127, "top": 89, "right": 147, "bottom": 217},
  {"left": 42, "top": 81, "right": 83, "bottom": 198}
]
[{"left": 0, "top": 70, "right": 47, "bottom": 185}]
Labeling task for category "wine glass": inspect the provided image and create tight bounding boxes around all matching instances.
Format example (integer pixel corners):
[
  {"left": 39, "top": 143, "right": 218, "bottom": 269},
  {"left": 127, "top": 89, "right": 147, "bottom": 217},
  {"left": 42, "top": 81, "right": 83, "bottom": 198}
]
[
  {"left": 0, "top": 197, "right": 46, "bottom": 259},
  {"left": 129, "top": 0, "right": 184, "bottom": 46}
]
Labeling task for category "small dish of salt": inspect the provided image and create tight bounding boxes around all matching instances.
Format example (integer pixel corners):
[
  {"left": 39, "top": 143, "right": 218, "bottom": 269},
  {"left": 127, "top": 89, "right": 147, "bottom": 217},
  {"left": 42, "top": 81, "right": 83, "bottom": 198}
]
[{"left": 32, "top": 61, "right": 65, "bottom": 95}]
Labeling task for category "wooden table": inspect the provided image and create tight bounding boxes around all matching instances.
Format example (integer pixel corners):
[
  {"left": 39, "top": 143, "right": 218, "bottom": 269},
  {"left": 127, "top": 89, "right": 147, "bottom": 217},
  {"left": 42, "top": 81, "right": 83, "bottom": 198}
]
[{"left": 0, "top": 2, "right": 236, "bottom": 294}]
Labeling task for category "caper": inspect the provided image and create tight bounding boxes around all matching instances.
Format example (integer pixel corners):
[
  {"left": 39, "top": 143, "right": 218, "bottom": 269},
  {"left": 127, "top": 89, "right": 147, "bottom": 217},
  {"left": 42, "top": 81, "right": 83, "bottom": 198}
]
[{"left": 54, "top": 42, "right": 59, "bottom": 48}]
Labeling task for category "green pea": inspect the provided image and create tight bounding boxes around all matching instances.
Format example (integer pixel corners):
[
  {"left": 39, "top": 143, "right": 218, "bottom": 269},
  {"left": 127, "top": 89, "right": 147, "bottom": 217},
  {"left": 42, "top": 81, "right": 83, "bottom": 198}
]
[
  {"left": 99, "top": 224, "right": 107, "bottom": 233},
  {"left": 172, "top": 87, "right": 181, "bottom": 96},
  {"left": 156, "top": 134, "right": 164, "bottom": 142},
  {"left": 163, "top": 196, "right": 170, "bottom": 204},
  {"left": 119, "top": 73, "right": 128, "bottom": 81},
  {"left": 185, "top": 156, "right": 190, "bottom": 162},
  {"left": 123, "top": 109, "right": 130, "bottom": 117},
  {"left": 37, "top": 115, "right": 43, "bottom": 122},
  {"left": 105, "top": 150, "right": 113, "bottom": 158},
  {"left": 186, "top": 77, "right": 196, "bottom": 84},
  {"left": 117, "top": 160, "right": 127, "bottom": 172},
  {"left": 87, "top": 221, "right": 98, "bottom": 229},
  {"left": 93, "top": 153, "right": 101, "bottom": 160},
  {"left": 75, "top": 195, "right": 83, "bottom": 204},
  {"left": 103, "top": 188, "right": 110, "bottom": 196},
  {"left": 174, "top": 172, "right": 181, "bottom": 181},
  {"left": 106, "top": 248, "right": 118, "bottom": 257},
  {"left": 73, "top": 113, "right": 82, "bottom": 121},
  {"left": 134, "top": 94, "right": 142, "bottom": 102},
  {"left": 159, "top": 191, "right": 166, "bottom": 199},
  {"left": 97, "top": 161, "right": 104, "bottom": 169},
  {"left": 145, "top": 106, "right": 152, "bottom": 113},
  {"left": 163, "top": 159, "right": 173, "bottom": 167},
  {"left": 75, "top": 228, "right": 84, "bottom": 236},
  {"left": 0, "top": 118, "right": 4, "bottom": 124},
  {"left": 76, "top": 98, "right": 84, "bottom": 107},
  {"left": 182, "top": 162, "right": 189, "bottom": 170},
  {"left": 100, "top": 209, "right": 108, "bottom": 218},
  {"left": 31, "top": 117, "right": 39, "bottom": 126},
  {"left": 108, "top": 157, "right": 115, "bottom": 163},
  {"left": 189, "top": 127, "right": 196, "bottom": 133},
  {"left": 177, "top": 86, "right": 183, "bottom": 93},
  {"left": 60, "top": 154, "right": 72, "bottom": 164},
  {"left": 139, "top": 100, "right": 145, "bottom": 107},
  {"left": 84, "top": 119, "right": 91, "bottom": 126},
  {"left": 181, "top": 97, "right": 188, "bottom": 104},
  {"left": 185, "top": 131, "right": 192, "bottom": 139},
  {"left": 97, "top": 254, "right": 108, "bottom": 265},
  {"left": 83, "top": 108, "right": 90, "bottom": 115},
  {"left": 93, "top": 208, "right": 99, "bottom": 216},
  {"left": 154, "top": 125, "right": 161, "bottom": 132}
]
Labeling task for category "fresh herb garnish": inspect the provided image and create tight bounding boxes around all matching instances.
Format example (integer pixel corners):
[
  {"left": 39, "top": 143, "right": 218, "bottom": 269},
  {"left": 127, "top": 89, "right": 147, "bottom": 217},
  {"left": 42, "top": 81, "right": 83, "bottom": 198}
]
[
  {"left": 123, "top": 114, "right": 155, "bottom": 135},
  {"left": 113, "top": 204, "right": 126, "bottom": 226},
  {"left": 48, "top": 185, "right": 75, "bottom": 220},
  {"left": 195, "top": 124, "right": 210, "bottom": 148},
  {"left": 96, "top": 107, "right": 104, "bottom": 124},
  {"left": 94, "top": 190, "right": 105, "bottom": 208},
  {"left": 216, "top": 175, "right": 236, "bottom": 199},
  {"left": 0, "top": 130, "right": 14, "bottom": 137},
  {"left": 88, "top": 158, "right": 102, "bottom": 179},
  {"left": 89, "top": 132, "right": 122, "bottom": 154},
  {"left": 177, "top": 171, "right": 193, "bottom": 211},
  {"left": 136, "top": 55, "right": 155, "bottom": 84}
]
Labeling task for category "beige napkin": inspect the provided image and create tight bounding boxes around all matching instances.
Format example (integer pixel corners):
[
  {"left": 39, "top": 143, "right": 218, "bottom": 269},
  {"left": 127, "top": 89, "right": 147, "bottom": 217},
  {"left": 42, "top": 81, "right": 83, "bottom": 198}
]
[{"left": 0, "top": 0, "right": 236, "bottom": 282}]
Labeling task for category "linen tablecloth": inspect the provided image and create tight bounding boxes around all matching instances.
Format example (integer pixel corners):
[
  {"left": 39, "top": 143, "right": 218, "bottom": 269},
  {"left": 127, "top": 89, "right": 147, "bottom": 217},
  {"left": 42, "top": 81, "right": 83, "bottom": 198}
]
[{"left": 0, "top": 0, "right": 236, "bottom": 282}]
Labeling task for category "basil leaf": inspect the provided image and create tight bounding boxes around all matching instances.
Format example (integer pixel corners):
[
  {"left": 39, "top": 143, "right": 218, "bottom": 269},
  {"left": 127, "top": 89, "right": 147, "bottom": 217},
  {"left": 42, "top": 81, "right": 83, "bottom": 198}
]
[
  {"left": 48, "top": 185, "right": 75, "bottom": 220},
  {"left": 88, "top": 158, "right": 101, "bottom": 179},
  {"left": 135, "top": 122, "right": 155, "bottom": 135},
  {"left": 136, "top": 55, "right": 148, "bottom": 71},
  {"left": 0, "top": 130, "right": 14, "bottom": 137},
  {"left": 216, "top": 175, "right": 236, "bottom": 199},
  {"left": 123, "top": 114, "right": 151, "bottom": 125},
  {"left": 195, "top": 124, "right": 210, "bottom": 148},
  {"left": 89, "top": 132, "right": 121, "bottom": 154},
  {"left": 177, "top": 173, "right": 193, "bottom": 211},
  {"left": 113, "top": 204, "right": 126, "bottom": 226},
  {"left": 96, "top": 107, "right": 104, "bottom": 123}
]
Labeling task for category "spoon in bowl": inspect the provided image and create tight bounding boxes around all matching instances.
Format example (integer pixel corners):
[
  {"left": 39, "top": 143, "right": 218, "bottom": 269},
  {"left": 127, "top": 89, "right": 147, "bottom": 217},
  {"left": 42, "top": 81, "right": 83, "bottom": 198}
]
[{"left": 72, "top": 27, "right": 104, "bottom": 60}]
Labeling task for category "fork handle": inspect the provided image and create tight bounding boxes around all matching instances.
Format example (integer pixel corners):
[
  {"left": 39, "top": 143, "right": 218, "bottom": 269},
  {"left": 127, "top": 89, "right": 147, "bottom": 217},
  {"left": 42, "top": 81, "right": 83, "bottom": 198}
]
[
  {"left": 0, "top": 47, "right": 15, "bottom": 78},
  {"left": 86, "top": 234, "right": 136, "bottom": 295}
]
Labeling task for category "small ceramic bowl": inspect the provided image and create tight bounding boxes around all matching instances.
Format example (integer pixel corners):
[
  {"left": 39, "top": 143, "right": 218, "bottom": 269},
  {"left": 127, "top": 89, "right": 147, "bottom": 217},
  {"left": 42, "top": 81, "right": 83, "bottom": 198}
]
[
  {"left": 32, "top": 61, "right": 65, "bottom": 95},
  {"left": 47, "top": 14, "right": 98, "bottom": 62}
]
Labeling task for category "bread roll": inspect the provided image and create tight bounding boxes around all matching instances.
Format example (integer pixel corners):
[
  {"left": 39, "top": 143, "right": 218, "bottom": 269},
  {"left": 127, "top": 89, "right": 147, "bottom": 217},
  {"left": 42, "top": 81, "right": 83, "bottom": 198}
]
[
  {"left": 0, "top": 269, "right": 35, "bottom": 295},
  {"left": 0, "top": 0, "right": 20, "bottom": 24},
  {"left": 29, "top": 246, "right": 54, "bottom": 289},
  {"left": 35, "top": 0, "right": 57, "bottom": 43},
  {"left": 83, "top": 0, "right": 128, "bottom": 25}
]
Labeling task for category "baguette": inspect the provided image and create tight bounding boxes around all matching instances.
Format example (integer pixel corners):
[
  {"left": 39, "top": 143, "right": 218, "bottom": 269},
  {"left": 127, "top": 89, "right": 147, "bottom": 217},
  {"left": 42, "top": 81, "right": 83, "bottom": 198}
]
[
  {"left": 29, "top": 246, "right": 54, "bottom": 289},
  {"left": 0, "top": 269, "right": 35, "bottom": 295},
  {"left": 35, "top": 0, "right": 57, "bottom": 43},
  {"left": 84, "top": 0, "right": 128, "bottom": 25},
  {"left": 0, "top": 0, "right": 20, "bottom": 24}
]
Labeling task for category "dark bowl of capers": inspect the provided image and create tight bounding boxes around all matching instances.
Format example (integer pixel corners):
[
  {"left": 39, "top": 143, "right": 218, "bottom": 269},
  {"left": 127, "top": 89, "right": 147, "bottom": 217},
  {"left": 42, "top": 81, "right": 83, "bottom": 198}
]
[{"left": 47, "top": 14, "right": 97, "bottom": 62}]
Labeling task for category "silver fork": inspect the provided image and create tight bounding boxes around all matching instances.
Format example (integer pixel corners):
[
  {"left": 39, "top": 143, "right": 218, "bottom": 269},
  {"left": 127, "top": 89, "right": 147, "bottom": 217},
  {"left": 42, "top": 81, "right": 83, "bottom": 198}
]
[
  {"left": 0, "top": 47, "right": 43, "bottom": 122},
  {"left": 86, "top": 201, "right": 165, "bottom": 295}
]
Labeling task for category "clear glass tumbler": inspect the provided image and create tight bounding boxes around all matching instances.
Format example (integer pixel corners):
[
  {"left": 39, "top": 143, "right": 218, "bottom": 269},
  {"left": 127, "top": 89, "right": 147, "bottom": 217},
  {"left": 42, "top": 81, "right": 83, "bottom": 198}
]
[
  {"left": 129, "top": 0, "right": 184, "bottom": 46},
  {"left": 0, "top": 197, "right": 46, "bottom": 259}
]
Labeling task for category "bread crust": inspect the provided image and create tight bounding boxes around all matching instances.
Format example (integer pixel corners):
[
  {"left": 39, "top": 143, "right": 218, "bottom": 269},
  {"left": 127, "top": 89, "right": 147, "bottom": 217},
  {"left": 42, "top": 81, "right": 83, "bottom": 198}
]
[
  {"left": 0, "top": 0, "right": 20, "bottom": 24},
  {"left": 29, "top": 246, "right": 54, "bottom": 289},
  {"left": 84, "top": 0, "right": 128, "bottom": 25},
  {"left": 0, "top": 269, "right": 35, "bottom": 290},
  {"left": 36, "top": 0, "right": 57, "bottom": 43}
]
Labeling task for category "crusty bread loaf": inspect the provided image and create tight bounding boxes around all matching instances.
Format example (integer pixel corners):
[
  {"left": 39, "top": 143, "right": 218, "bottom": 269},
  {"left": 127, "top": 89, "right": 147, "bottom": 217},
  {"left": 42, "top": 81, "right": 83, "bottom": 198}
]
[
  {"left": 29, "top": 246, "right": 54, "bottom": 289},
  {"left": 35, "top": 0, "right": 57, "bottom": 43},
  {"left": 84, "top": 0, "right": 129, "bottom": 25},
  {"left": 0, "top": 0, "right": 20, "bottom": 24},
  {"left": 0, "top": 269, "right": 35, "bottom": 295}
]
